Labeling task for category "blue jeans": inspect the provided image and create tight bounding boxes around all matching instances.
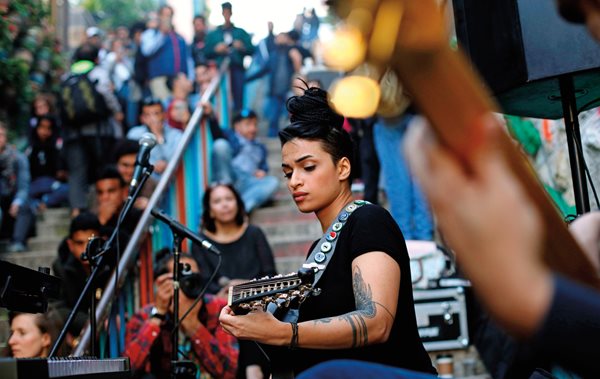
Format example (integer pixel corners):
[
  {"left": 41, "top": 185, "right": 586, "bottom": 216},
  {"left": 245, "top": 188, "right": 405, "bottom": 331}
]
[
  {"left": 0, "top": 196, "right": 34, "bottom": 245},
  {"left": 264, "top": 95, "right": 287, "bottom": 137},
  {"left": 374, "top": 115, "right": 433, "bottom": 240},
  {"left": 297, "top": 360, "right": 437, "bottom": 379},
  {"left": 230, "top": 65, "right": 246, "bottom": 113},
  {"left": 29, "top": 176, "right": 69, "bottom": 207},
  {"left": 211, "top": 139, "right": 279, "bottom": 213}
]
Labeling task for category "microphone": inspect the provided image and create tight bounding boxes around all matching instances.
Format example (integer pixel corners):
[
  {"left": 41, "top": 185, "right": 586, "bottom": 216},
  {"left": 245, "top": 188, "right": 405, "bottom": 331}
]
[
  {"left": 151, "top": 208, "right": 221, "bottom": 255},
  {"left": 129, "top": 133, "right": 157, "bottom": 195}
]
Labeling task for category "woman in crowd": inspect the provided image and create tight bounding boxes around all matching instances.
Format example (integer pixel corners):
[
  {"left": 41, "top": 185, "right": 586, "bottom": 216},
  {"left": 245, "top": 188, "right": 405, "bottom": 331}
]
[
  {"left": 218, "top": 86, "right": 436, "bottom": 376},
  {"left": 26, "top": 115, "right": 69, "bottom": 210},
  {"left": 194, "top": 182, "right": 276, "bottom": 296},
  {"left": 193, "top": 182, "right": 276, "bottom": 379},
  {"left": 6, "top": 308, "right": 64, "bottom": 358}
]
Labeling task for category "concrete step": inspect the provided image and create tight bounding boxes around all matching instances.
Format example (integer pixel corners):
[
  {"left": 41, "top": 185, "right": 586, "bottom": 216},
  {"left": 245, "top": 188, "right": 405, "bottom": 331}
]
[
  {"left": 34, "top": 221, "right": 69, "bottom": 238},
  {"left": 275, "top": 256, "right": 307, "bottom": 275},
  {"left": 261, "top": 221, "right": 322, "bottom": 242},
  {"left": 269, "top": 238, "right": 316, "bottom": 259},
  {"left": 260, "top": 137, "right": 281, "bottom": 154},
  {"left": 40, "top": 207, "right": 71, "bottom": 219},
  {"left": 251, "top": 205, "right": 316, "bottom": 224},
  {"left": 33, "top": 207, "right": 71, "bottom": 238},
  {"left": 27, "top": 236, "right": 63, "bottom": 252}
]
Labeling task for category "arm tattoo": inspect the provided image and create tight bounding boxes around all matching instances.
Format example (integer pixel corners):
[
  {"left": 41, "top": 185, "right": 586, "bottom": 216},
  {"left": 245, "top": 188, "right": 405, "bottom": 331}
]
[
  {"left": 353, "top": 266, "right": 376, "bottom": 317},
  {"left": 311, "top": 267, "right": 394, "bottom": 348}
]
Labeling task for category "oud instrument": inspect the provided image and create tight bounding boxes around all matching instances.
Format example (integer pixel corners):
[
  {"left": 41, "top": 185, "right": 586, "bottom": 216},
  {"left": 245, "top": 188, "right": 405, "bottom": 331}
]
[
  {"left": 228, "top": 268, "right": 319, "bottom": 315},
  {"left": 327, "top": 0, "right": 600, "bottom": 289}
]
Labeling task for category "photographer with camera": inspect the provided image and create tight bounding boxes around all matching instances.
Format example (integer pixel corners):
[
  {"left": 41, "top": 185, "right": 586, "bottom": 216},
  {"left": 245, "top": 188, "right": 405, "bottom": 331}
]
[{"left": 124, "top": 249, "right": 238, "bottom": 379}]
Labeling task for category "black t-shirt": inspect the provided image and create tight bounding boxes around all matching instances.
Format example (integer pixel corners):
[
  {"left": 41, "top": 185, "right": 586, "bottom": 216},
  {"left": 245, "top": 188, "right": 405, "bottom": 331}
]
[
  {"left": 268, "top": 204, "right": 436, "bottom": 375},
  {"left": 192, "top": 224, "right": 277, "bottom": 293}
]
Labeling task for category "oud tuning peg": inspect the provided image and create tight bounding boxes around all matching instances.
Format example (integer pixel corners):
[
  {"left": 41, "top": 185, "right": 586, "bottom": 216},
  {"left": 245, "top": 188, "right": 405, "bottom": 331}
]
[
  {"left": 322, "top": 25, "right": 366, "bottom": 72},
  {"left": 329, "top": 74, "right": 381, "bottom": 118}
]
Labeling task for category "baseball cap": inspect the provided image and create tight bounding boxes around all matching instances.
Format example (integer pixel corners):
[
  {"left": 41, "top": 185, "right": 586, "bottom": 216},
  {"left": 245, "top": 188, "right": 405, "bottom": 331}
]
[
  {"left": 232, "top": 109, "right": 257, "bottom": 125},
  {"left": 86, "top": 26, "right": 102, "bottom": 38}
]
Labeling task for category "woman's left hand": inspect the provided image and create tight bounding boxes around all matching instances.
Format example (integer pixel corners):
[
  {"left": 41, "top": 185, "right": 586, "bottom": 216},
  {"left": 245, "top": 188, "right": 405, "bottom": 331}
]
[{"left": 219, "top": 306, "right": 289, "bottom": 346}]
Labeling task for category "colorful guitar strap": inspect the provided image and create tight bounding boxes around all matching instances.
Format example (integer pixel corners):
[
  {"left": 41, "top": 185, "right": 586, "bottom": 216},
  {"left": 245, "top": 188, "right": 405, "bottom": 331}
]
[{"left": 302, "top": 199, "right": 369, "bottom": 287}]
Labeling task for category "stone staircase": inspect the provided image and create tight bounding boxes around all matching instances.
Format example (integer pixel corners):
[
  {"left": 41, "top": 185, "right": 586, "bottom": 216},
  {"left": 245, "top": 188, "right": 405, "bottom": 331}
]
[{"left": 1, "top": 207, "right": 70, "bottom": 271}]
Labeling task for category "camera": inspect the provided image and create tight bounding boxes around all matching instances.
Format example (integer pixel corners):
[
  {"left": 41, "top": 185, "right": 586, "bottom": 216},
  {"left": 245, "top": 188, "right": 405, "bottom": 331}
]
[
  {"left": 180, "top": 271, "right": 204, "bottom": 299},
  {"left": 153, "top": 256, "right": 205, "bottom": 299}
]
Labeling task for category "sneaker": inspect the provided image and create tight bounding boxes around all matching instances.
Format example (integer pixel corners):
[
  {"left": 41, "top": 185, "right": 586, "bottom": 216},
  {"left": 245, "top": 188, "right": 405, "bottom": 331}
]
[{"left": 7, "top": 242, "right": 27, "bottom": 253}]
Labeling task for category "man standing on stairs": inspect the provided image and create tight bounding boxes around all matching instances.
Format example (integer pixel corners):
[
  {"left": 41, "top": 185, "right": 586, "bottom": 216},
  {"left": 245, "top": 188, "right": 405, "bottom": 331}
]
[
  {"left": 211, "top": 109, "right": 279, "bottom": 213},
  {"left": 204, "top": 2, "right": 254, "bottom": 112}
]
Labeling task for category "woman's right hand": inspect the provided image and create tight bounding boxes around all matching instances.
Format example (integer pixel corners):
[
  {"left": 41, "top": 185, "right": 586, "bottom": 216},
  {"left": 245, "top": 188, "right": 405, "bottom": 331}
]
[{"left": 219, "top": 306, "right": 290, "bottom": 346}]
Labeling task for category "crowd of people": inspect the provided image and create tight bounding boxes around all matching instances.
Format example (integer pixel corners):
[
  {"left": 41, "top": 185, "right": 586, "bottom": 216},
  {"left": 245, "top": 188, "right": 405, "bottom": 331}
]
[
  {"left": 0, "top": 2, "right": 324, "bottom": 254},
  {"left": 4, "top": 1, "right": 600, "bottom": 379}
]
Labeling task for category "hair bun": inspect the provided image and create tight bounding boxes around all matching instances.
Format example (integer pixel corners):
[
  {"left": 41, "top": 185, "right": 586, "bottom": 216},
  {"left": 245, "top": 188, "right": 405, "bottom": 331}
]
[{"left": 286, "top": 86, "right": 344, "bottom": 129}]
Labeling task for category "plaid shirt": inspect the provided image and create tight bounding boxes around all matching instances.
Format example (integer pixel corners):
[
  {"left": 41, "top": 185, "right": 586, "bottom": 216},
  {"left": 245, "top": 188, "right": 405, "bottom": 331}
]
[{"left": 124, "top": 295, "right": 238, "bottom": 379}]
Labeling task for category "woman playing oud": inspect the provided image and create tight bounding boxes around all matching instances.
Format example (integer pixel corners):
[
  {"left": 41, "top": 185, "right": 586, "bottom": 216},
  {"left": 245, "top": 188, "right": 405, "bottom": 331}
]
[{"left": 219, "top": 86, "right": 436, "bottom": 376}]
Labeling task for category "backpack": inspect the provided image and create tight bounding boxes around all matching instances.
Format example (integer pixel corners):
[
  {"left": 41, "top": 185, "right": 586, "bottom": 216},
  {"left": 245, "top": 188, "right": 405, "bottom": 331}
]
[{"left": 59, "top": 72, "right": 110, "bottom": 128}]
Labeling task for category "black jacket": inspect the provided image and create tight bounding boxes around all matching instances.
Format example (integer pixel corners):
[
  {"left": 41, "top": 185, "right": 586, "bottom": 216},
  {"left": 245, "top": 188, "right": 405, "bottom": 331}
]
[{"left": 51, "top": 238, "right": 113, "bottom": 335}]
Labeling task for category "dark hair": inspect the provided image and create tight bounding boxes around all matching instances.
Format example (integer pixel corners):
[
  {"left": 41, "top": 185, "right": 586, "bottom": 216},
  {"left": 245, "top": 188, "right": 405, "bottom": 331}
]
[
  {"left": 287, "top": 30, "right": 300, "bottom": 42},
  {"left": 193, "top": 15, "right": 206, "bottom": 23},
  {"left": 222, "top": 2, "right": 232, "bottom": 11},
  {"left": 232, "top": 108, "right": 257, "bottom": 126},
  {"left": 153, "top": 249, "right": 204, "bottom": 299},
  {"left": 8, "top": 306, "right": 66, "bottom": 357},
  {"left": 165, "top": 74, "right": 186, "bottom": 92},
  {"left": 73, "top": 43, "right": 99, "bottom": 63},
  {"left": 96, "top": 166, "right": 126, "bottom": 187},
  {"left": 153, "top": 248, "right": 195, "bottom": 277},
  {"left": 159, "top": 5, "right": 174, "bottom": 16},
  {"left": 69, "top": 212, "right": 101, "bottom": 238},
  {"left": 141, "top": 96, "right": 164, "bottom": 111},
  {"left": 279, "top": 86, "right": 355, "bottom": 182},
  {"left": 130, "top": 21, "right": 146, "bottom": 36},
  {"left": 113, "top": 138, "right": 139, "bottom": 161},
  {"left": 36, "top": 115, "right": 57, "bottom": 130},
  {"left": 201, "top": 183, "right": 246, "bottom": 233},
  {"left": 31, "top": 115, "right": 58, "bottom": 145}
]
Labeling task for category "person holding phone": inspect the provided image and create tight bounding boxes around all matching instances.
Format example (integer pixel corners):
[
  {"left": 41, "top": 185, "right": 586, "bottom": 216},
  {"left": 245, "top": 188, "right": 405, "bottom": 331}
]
[{"left": 140, "top": 5, "right": 190, "bottom": 102}]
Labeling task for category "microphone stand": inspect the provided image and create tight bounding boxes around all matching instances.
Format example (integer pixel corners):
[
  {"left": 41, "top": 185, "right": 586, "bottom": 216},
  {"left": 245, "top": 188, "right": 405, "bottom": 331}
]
[
  {"left": 50, "top": 165, "right": 154, "bottom": 357},
  {"left": 170, "top": 231, "right": 184, "bottom": 379},
  {"left": 151, "top": 208, "right": 222, "bottom": 379}
]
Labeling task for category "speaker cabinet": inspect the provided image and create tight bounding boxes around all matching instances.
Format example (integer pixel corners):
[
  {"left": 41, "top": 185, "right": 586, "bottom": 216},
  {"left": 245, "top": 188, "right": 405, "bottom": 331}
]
[{"left": 453, "top": 0, "right": 600, "bottom": 119}]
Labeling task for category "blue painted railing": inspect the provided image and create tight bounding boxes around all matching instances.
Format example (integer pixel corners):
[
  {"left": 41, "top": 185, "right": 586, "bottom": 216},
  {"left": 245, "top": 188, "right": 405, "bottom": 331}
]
[{"left": 74, "top": 59, "right": 231, "bottom": 356}]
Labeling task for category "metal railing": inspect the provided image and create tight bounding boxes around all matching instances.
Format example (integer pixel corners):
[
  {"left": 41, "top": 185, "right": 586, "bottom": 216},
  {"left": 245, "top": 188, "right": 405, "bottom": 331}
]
[{"left": 74, "top": 58, "right": 231, "bottom": 355}]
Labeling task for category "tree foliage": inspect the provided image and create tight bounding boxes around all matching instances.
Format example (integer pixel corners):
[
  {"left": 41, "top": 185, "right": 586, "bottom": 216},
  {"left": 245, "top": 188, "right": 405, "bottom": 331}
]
[
  {"left": 82, "top": 0, "right": 158, "bottom": 29},
  {"left": 0, "top": 0, "right": 65, "bottom": 134}
]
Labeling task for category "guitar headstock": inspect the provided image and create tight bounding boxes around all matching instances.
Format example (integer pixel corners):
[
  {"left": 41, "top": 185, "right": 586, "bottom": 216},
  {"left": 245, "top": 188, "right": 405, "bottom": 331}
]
[
  {"left": 228, "top": 268, "right": 317, "bottom": 315},
  {"left": 328, "top": 0, "right": 600, "bottom": 290},
  {"left": 326, "top": 0, "right": 448, "bottom": 71}
]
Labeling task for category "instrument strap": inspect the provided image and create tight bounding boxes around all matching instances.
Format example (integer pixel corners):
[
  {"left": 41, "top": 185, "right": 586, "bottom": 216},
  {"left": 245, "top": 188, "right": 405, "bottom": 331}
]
[{"left": 302, "top": 200, "right": 369, "bottom": 287}]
